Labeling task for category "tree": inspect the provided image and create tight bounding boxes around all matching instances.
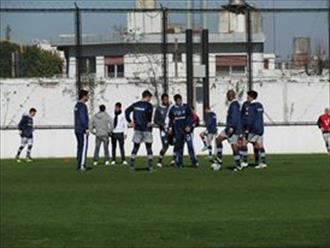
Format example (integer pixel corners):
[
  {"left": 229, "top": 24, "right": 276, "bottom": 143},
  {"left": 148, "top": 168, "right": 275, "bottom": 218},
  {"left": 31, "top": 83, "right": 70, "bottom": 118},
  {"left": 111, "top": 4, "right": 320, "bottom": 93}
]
[{"left": 0, "top": 41, "right": 63, "bottom": 78}]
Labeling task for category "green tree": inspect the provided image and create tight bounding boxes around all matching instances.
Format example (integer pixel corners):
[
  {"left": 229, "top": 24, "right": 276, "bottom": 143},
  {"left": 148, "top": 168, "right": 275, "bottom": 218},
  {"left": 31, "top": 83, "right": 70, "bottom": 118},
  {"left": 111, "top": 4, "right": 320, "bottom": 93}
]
[{"left": 0, "top": 41, "right": 63, "bottom": 78}]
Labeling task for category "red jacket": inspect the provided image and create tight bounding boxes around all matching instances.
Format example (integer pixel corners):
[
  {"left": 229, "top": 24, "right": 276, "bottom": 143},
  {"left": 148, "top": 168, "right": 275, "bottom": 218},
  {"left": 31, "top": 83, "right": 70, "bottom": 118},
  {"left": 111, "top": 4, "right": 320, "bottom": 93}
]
[{"left": 317, "top": 114, "right": 330, "bottom": 133}]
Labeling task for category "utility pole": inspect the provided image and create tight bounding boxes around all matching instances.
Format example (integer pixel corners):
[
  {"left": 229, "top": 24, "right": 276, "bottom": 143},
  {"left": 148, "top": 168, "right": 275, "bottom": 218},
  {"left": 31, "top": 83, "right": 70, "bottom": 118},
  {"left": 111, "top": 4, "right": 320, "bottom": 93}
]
[
  {"left": 246, "top": 8, "right": 253, "bottom": 90},
  {"left": 201, "top": 0, "right": 209, "bottom": 119},
  {"left": 162, "top": 7, "right": 168, "bottom": 94},
  {"left": 186, "top": 0, "right": 194, "bottom": 107},
  {"left": 5, "top": 25, "right": 11, "bottom": 41},
  {"left": 75, "top": 3, "right": 82, "bottom": 96}
]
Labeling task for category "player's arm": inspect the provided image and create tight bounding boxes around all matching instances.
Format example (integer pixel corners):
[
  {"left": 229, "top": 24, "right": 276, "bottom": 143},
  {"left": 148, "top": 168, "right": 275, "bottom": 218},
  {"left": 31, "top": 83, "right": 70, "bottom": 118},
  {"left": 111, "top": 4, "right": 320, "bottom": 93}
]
[
  {"left": 153, "top": 107, "right": 162, "bottom": 127},
  {"left": 18, "top": 116, "right": 26, "bottom": 131},
  {"left": 125, "top": 103, "right": 134, "bottom": 127},
  {"left": 185, "top": 106, "right": 193, "bottom": 132},
  {"left": 168, "top": 107, "right": 175, "bottom": 134},
  {"left": 79, "top": 105, "right": 89, "bottom": 133},
  {"left": 317, "top": 117, "right": 322, "bottom": 129},
  {"left": 147, "top": 104, "right": 153, "bottom": 127}
]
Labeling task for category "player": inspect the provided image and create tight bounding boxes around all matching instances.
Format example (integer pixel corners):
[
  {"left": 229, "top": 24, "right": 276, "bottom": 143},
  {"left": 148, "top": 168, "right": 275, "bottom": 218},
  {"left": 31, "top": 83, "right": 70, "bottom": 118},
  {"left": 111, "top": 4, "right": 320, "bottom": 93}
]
[
  {"left": 74, "top": 89, "right": 89, "bottom": 171},
  {"left": 200, "top": 107, "right": 217, "bottom": 161},
  {"left": 241, "top": 90, "right": 267, "bottom": 169},
  {"left": 214, "top": 90, "right": 242, "bottom": 171},
  {"left": 168, "top": 94, "right": 198, "bottom": 168},
  {"left": 90, "top": 104, "right": 113, "bottom": 166},
  {"left": 15, "top": 108, "right": 37, "bottom": 162},
  {"left": 317, "top": 108, "right": 330, "bottom": 156},
  {"left": 125, "top": 90, "right": 154, "bottom": 171},
  {"left": 154, "top": 93, "right": 171, "bottom": 168},
  {"left": 111, "top": 102, "right": 128, "bottom": 165}
]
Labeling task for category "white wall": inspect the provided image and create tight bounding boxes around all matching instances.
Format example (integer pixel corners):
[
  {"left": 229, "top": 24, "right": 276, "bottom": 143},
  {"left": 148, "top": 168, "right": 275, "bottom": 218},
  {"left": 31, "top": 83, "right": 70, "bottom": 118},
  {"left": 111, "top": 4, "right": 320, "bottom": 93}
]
[{"left": 0, "top": 126, "right": 327, "bottom": 159}]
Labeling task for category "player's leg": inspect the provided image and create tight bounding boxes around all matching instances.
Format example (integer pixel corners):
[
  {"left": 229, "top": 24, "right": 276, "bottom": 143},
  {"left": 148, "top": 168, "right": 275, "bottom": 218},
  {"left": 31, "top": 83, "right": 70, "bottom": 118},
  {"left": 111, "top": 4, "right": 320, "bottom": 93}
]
[
  {"left": 25, "top": 138, "right": 34, "bottom": 162},
  {"left": 254, "top": 136, "right": 267, "bottom": 169},
  {"left": 75, "top": 133, "right": 84, "bottom": 170},
  {"left": 111, "top": 134, "right": 117, "bottom": 165},
  {"left": 16, "top": 137, "right": 27, "bottom": 162},
  {"left": 323, "top": 133, "right": 330, "bottom": 155},
  {"left": 206, "top": 134, "right": 214, "bottom": 161},
  {"left": 93, "top": 136, "right": 101, "bottom": 166},
  {"left": 185, "top": 133, "right": 198, "bottom": 167},
  {"left": 130, "top": 131, "right": 143, "bottom": 170},
  {"left": 214, "top": 130, "right": 226, "bottom": 165},
  {"left": 231, "top": 142, "right": 241, "bottom": 171},
  {"left": 81, "top": 133, "right": 89, "bottom": 170},
  {"left": 239, "top": 137, "right": 249, "bottom": 168},
  {"left": 158, "top": 131, "right": 169, "bottom": 167},
  {"left": 145, "top": 143, "right": 153, "bottom": 171},
  {"left": 200, "top": 131, "right": 208, "bottom": 151},
  {"left": 103, "top": 136, "right": 110, "bottom": 166},
  {"left": 118, "top": 133, "right": 127, "bottom": 164},
  {"left": 174, "top": 134, "right": 184, "bottom": 168}
]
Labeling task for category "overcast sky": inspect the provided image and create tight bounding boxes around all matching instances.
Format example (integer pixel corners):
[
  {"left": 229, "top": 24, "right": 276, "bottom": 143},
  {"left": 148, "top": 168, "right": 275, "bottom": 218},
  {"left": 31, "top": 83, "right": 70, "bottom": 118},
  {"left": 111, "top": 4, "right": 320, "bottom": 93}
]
[{"left": 1, "top": 0, "right": 328, "bottom": 59}]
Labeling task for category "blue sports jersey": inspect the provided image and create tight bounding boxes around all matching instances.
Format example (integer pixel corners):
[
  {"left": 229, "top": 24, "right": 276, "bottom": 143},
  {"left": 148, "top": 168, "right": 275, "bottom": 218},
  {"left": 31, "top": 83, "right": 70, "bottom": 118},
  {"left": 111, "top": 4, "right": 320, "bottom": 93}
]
[
  {"left": 205, "top": 111, "right": 217, "bottom": 134},
  {"left": 154, "top": 105, "right": 170, "bottom": 129},
  {"left": 18, "top": 115, "right": 34, "bottom": 138},
  {"left": 249, "top": 101, "right": 264, "bottom": 135},
  {"left": 125, "top": 100, "right": 153, "bottom": 131},
  {"left": 241, "top": 101, "right": 253, "bottom": 131},
  {"left": 226, "top": 100, "right": 242, "bottom": 135},
  {"left": 74, "top": 101, "right": 89, "bottom": 134},
  {"left": 168, "top": 104, "right": 193, "bottom": 135}
]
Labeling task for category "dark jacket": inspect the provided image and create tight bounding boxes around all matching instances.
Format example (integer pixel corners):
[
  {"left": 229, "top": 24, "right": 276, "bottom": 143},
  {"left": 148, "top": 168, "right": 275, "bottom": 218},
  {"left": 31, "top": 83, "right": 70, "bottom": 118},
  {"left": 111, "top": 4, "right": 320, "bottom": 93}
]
[
  {"left": 125, "top": 100, "right": 153, "bottom": 132},
  {"left": 18, "top": 114, "right": 34, "bottom": 138},
  {"left": 74, "top": 101, "right": 89, "bottom": 134},
  {"left": 168, "top": 104, "right": 193, "bottom": 135}
]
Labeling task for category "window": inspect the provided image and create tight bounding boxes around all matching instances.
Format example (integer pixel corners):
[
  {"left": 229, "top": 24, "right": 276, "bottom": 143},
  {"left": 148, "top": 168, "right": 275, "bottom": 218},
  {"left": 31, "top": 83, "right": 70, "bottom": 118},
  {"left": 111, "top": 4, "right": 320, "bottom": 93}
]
[
  {"left": 81, "top": 57, "right": 96, "bottom": 74},
  {"left": 231, "top": 66, "right": 245, "bottom": 74},
  {"left": 264, "top": 59, "right": 269, "bottom": 69},
  {"left": 105, "top": 56, "right": 124, "bottom": 78},
  {"left": 216, "top": 66, "right": 230, "bottom": 76},
  {"left": 196, "top": 83, "right": 203, "bottom": 103}
]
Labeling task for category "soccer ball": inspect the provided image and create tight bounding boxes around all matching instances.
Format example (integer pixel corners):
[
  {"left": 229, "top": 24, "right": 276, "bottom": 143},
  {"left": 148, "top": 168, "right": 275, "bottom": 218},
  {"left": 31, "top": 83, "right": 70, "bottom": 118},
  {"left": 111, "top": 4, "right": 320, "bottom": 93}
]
[{"left": 211, "top": 163, "right": 221, "bottom": 171}]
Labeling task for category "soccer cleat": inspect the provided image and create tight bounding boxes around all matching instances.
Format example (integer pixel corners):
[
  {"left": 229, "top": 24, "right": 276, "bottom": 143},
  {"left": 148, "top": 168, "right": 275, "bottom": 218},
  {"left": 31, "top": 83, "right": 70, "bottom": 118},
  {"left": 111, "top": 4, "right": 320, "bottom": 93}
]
[
  {"left": 233, "top": 166, "right": 242, "bottom": 172},
  {"left": 211, "top": 163, "right": 221, "bottom": 171},
  {"left": 255, "top": 163, "right": 267, "bottom": 169},
  {"left": 240, "top": 162, "right": 249, "bottom": 168},
  {"left": 111, "top": 161, "right": 116, "bottom": 166},
  {"left": 156, "top": 162, "right": 162, "bottom": 168},
  {"left": 26, "top": 157, "right": 33, "bottom": 162},
  {"left": 105, "top": 161, "right": 110, "bottom": 166},
  {"left": 214, "top": 157, "right": 223, "bottom": 165},
  {"left": 16, "top": 159, "right": 21, "bottom": 163},
  {"left": 201, "top": 146, "right": 208, "bottom": 152},
  {"left": 79, "top": 166, "right": 86, "bottom": 171},
  {"left": 170, "top": 160, "right": 176, "bottom": 166},
  {"left": 122, "top": 161, "right": 128, "bottom": 166},
  {"left": 93, "top": 161, "right": 98, "bottom": 166}
]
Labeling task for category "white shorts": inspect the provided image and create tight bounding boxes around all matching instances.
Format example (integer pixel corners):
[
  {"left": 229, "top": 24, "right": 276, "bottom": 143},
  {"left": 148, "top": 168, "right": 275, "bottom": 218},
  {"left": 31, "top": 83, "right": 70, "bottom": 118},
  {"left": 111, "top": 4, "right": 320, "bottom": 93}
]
[
  {"left": 247, "top": 133, "right": 263, "bottom": 145},
  {"left": 133, "top": 131, "right": 153, "bottom": 144},
  {"left": 219, "top": 129, "right": 239, "bottom": 145},
  {"left": 21, "top": 137, "right": 33, "bottom": 146}
]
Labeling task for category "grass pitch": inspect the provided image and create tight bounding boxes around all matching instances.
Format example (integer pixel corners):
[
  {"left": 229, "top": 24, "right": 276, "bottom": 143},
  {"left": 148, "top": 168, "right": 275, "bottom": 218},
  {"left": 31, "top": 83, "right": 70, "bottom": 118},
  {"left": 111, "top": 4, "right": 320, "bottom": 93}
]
[{"left": 1, "top": 154, "right": 329, "bottom": 248}]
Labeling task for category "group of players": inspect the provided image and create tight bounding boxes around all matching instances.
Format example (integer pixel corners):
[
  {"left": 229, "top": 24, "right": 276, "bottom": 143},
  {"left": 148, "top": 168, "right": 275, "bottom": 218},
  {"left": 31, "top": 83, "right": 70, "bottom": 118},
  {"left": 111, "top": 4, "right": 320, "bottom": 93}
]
[
  {"left": 73, "top": 88, "right": 267, "bottom": 172},
  {"left": 15, "top": 89, "right": 330, "bottom": 170}
]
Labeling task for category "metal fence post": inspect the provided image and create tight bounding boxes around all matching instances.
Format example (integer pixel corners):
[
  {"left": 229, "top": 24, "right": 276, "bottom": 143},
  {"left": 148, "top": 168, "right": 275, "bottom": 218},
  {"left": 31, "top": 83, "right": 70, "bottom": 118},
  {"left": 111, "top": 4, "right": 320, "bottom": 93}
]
[
  {"left": 75, "top": 3, "right": 82, "bottom": 96},
  {"left": 162, "top": 7, "right": 168, "bottom": 94}
]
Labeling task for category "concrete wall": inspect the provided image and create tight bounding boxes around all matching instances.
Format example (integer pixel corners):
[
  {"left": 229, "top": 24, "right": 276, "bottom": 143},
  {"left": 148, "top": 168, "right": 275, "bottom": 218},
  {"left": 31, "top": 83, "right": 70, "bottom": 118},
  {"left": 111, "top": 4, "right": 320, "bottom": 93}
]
[
  {"left": 0, "top": 126, "right": 327, "bottom": 159},
  {"left": 0, "top": 76, "right": 328, "bottom": 158}
]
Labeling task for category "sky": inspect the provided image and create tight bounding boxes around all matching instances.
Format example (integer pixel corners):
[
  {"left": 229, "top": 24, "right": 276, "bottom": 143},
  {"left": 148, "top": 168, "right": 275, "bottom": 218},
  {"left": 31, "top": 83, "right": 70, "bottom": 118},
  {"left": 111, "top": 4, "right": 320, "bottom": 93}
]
[{"left": 0, "top": 0, "right": 328, "bottom": 59}]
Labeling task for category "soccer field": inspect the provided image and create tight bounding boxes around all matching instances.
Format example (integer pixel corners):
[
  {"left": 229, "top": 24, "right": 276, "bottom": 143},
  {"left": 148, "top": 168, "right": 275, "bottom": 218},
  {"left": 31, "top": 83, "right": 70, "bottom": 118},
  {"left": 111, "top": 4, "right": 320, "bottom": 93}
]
[{"left": 1, "top": 154, "right": 329, "bottom": 248}]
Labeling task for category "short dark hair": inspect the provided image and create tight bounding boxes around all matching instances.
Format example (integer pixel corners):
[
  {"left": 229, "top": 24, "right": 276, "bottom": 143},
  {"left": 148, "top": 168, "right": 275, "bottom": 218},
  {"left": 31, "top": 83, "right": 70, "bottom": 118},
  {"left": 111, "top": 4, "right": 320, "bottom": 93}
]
[
  {"left": 99, "top": 104, "right": 106, "bottom": 112},
  {"left": 29, "top": 108, "right": 37, "bottom": 113},
  {"left": 174, "top": 94, "right": 182, "bottom": 101},
  {"left": 115, "top": 102, "right": 122, "bottom": 108},
  {"left": 142, "top": 90, "right": 152, "bottom": 98},
  {"left": 161, "top": 93, "right": 169, "bottom": 100},
  {"left": 247, "top": 90, "right": 258, "bottom": 99},
  {"left": 79, "top": 89, "right": 89, "bottom": 100}
]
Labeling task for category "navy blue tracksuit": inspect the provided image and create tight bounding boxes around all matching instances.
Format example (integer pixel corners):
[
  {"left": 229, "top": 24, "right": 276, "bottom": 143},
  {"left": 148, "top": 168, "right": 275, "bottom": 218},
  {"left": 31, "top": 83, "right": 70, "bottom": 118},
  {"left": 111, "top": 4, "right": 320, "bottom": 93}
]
[
  {"left": 205, "top": 111, "right": 217, "bottom": 134},
  {"left": 74, "top": 101, "right": 89, "bottom": 169},
  {"left": 246, "top": 101, "right": 264, "bottom": 136},
  {"left": 168, "top": 104, "right": 197, "bottom": 166},
  {"left": 226, "top": 100, "right": 242, "bottom": 136},
  {"left": 18, "top": 115, "right": 34, "bottom": 138}
]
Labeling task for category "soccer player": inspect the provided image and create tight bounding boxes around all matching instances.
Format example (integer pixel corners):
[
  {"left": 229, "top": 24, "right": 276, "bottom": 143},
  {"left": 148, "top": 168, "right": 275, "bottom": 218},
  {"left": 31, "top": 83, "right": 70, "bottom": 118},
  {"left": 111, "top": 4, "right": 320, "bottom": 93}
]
[
  {"left": 90, "top": 104, "right": 113, "bottom": 166},
  {"left": 200, "top": 107, "right": 218, "bottom": 161},
  {"left": 125, "top": 90, "right": 154, "bottom": 171},
  {"left": 15, "top": 108, "right": 37, "bottom": 162},
  {"left": 317, "top": 108, "right": 330, "bottom": 156},
  {"left": 168, "top": 94, "right": 198, "bottom": 168},
  {"left": 214, "top": 90, "right": 242, "bottom": 171},
  {"left": 154, "top": 93, "right": 171, "bottom": 168},
  {"left": 111, "top": 102, "right": 128, "bottom": 165},
  {"left": 241, "top": 90, "right": 267, "bottom": 169},
  {"left": 74, "top": 89, "right": 89, "bottom": 171}
]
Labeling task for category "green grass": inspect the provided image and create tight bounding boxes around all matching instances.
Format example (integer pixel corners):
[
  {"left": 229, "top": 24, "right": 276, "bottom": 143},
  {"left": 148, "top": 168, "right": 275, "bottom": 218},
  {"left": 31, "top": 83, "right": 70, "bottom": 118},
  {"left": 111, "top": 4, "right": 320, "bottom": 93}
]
[{"left": 1, "top": 154, "right": 329, "bottom": 248}]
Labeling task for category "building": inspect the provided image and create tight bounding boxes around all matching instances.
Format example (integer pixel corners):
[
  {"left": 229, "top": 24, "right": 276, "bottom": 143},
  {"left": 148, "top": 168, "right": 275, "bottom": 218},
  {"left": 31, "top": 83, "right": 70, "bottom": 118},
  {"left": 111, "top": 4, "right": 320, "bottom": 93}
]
[{"left": 52, "top": 0, "right": 275, "bottom": 81}]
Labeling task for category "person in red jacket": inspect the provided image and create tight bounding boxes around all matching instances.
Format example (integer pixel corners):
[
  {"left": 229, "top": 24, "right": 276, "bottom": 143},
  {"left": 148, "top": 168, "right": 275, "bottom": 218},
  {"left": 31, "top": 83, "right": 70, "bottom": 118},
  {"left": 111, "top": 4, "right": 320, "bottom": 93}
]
[{"left": 317, "top": 108, "right": 330, "bottom": 155}]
